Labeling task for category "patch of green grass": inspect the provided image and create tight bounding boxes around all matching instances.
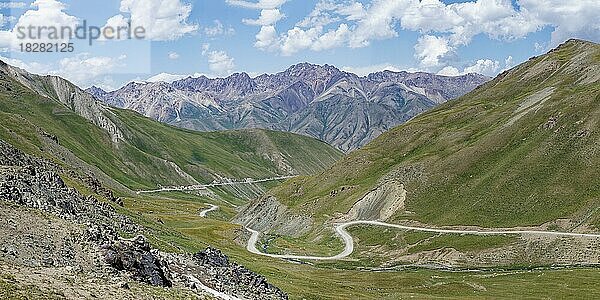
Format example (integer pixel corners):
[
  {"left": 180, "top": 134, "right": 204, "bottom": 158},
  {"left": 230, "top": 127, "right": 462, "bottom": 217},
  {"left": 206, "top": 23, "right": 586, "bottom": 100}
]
[
  {"left": 262, "top": 232, "right": 345, "bottom": 257},
  {"left": 0, "top": 277, "right": 64, "bottom": 300},
  {"left": 127, "top": 281, "right": 201, "bottom": 299},
  {"left": 340, "top": 226, "right": 517, "bottom": 268},
  {"left": 403, "top": 231, "right": 437, "bottom": 244},
  {"left": 347, "top": 225, "right": 404, "bottom": 248},
  {"left": 407, "top": 234, "right": 518, "bottom": 254}
]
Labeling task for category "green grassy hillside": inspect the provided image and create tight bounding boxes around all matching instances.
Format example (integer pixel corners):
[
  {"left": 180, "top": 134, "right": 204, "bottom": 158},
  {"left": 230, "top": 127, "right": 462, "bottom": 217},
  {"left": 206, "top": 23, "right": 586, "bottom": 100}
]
[
  {"left": 266, "top": 39, "right": 600, "bottom": 230},
  {"left": 0, "top": 64, "right": 342, "bottom": 192}
]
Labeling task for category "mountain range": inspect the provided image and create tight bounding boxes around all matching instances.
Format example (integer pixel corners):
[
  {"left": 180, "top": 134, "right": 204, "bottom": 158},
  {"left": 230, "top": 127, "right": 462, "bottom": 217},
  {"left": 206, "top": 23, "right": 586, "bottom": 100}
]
[{"left": 88, "top": 64, "right": 489, "bottom": 152}]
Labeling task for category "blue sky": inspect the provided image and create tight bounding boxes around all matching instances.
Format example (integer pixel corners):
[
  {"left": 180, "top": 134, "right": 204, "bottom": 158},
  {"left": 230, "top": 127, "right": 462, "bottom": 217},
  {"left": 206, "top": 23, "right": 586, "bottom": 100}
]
[{"left": 0, "top": 0, "right": 598, "bottom": 90}]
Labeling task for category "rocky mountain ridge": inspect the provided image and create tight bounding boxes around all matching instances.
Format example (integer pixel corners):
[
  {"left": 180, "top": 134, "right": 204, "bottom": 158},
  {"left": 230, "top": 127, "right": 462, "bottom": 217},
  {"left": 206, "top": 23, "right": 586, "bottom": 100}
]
[
  {"left": 0, "top": 61, "right": 124, "bottom": 142},
  {"left": 89, "top": 64, "right": 489, "bottom": 151}
]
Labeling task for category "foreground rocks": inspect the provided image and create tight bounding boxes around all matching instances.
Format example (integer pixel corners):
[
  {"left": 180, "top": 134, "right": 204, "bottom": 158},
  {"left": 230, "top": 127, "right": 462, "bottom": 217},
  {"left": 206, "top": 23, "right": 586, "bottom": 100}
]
[
  {"left": 152, "top": 247, "right": 288, "bottom": 300},
  {"left": 103, "top": 236, "right": 172, "bottom": 287},
  {"left": 0, "top": 139, "right": 287, "bottom": 299}
]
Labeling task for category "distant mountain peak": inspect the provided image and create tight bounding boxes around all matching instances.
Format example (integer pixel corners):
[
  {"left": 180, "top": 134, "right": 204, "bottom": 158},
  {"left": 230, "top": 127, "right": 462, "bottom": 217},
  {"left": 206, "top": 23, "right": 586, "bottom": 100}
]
[
  {"left": 282, "top": 62, "right": 343, "bottom": 77},
  {"left": 87, "top": 85, "right": 107, "bottom": 94},
  {"left": 562, "top": 38, "right": 595, "bottom": 46},
  {"left": 227, "top": 72, "right": 252, "bottom": 80},
  {"left": 547, "top": 38, "right": 597, "bottom": 55}
]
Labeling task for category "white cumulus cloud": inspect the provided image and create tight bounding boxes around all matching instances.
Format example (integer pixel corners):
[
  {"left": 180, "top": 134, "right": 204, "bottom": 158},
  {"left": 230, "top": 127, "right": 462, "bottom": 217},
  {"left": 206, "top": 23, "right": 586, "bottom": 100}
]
[
  {"left": 54, "top": 53, "right": 127, "bottom": 86},
  {"left": 414, "top": 35, "right": 453, "bottom": 69},
  {"left": 117, "top": 0, "right": 198, "bottom": 41},
  {"left": 227, "top": 0, "right": 289, "bottom": 55},
  {"left": 520, "top": 0, "right": 600, "bottom": 46},
  {"left": 254, "top": 25, "right": 279, "bottom": 50},
  {"left": 297, "top": 0, "right": 366, "bottom": 28},
  {"left": 437, "top": 58, "right": 501, "bottom": 77},
  {"left": 168, "top": 51, "right": 180, "bottom": 60},
  {"left": 243, "top": 9, "right": 284, "bottom": 26},
  {"left": 206, "top": 50, "right": 235, "bottom": 76},
  {"left": 1, "top": 0, "right": 79, "bottom": 48},
  {"left": 311, "top": 23, "right": 351, "bottom": 51},
  {"left": 437, "top": 66, "right": 461, "bottom": 76},
  {"left": 0, "top": 52, "right": 128, "bottom": 89},
  {"left": 98, "top": 14, "right": 129, "bottom": 41},
  {"left": 240, "top": 0, "right": 599, "bottom": 59},
  {"left": 463, "top": 59, "right": 500, "bottom": 75},
  {"left": 201, "top": 44, "right": 236, "bottom": 76}
]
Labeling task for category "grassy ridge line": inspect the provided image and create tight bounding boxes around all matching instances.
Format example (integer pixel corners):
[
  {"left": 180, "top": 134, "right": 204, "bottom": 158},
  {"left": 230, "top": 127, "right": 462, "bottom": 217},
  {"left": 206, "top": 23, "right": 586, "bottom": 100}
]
[{"left": 267, "top": 39, "right": 600, "bottom": 229}]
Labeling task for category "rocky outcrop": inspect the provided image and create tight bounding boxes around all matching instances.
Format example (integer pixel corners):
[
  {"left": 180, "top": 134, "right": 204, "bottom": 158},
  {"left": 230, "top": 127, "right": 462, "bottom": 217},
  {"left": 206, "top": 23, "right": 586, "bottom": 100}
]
[
  {"left": 69, "top": 170, "right": 124, "bottom": 206},
  {"left": 341, "top": 181, "right": 407, "bottom": 222},
  {"left": 0, "top": 155, "right": 135, "bottom": 233},
  {"left": 103, "top": 236, "right": 172, "bottom": 287},
  {"left": 148, "top": 247, "right": 289, "bottom": 299},
  {"left": 234, "top": 196, "right": 313, "bottom": 237},
  {"left": 193, "top": 247, "right": 287, "bottom": 299}
]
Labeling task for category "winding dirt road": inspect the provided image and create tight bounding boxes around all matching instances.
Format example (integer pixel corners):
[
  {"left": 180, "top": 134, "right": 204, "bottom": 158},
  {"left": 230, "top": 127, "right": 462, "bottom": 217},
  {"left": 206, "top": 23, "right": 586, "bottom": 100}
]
[
  {"left": 199, "top": 203, "right": 219, "bottom": 217},
  {"left": 246, "top": 220, "right": 600, "bottom": 261}
]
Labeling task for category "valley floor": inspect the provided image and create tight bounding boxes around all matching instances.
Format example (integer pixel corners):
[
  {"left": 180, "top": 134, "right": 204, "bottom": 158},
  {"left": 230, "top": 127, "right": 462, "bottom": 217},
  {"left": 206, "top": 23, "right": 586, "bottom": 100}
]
[{"left": 123, "top": 192, "right": 600, "bottom": 299}]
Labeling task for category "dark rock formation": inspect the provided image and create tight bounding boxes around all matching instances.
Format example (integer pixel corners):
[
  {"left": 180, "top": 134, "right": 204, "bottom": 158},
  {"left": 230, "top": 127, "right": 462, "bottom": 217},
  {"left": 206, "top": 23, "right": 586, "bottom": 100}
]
[
  {"left": 158, "top": 247, "right": 288, "bottom": 300},
  {"left": 103, "top": 235, "right": 171, "bottom": 287}
]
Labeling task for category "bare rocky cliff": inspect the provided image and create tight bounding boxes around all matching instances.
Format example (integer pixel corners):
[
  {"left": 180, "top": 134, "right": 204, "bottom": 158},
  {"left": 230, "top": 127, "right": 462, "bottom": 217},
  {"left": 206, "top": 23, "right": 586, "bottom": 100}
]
[
  {"left": 234, "top": 196, "right": 314, "bottom": 237},
  {"left": 0, "top": 61, "right": 123, "bottom": 142}
]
